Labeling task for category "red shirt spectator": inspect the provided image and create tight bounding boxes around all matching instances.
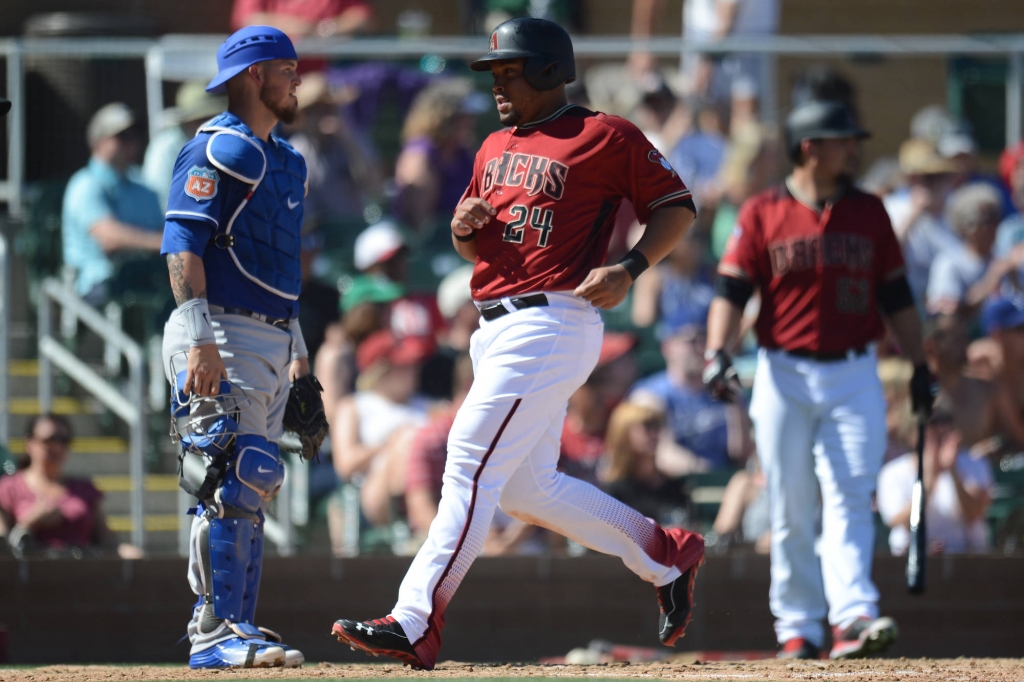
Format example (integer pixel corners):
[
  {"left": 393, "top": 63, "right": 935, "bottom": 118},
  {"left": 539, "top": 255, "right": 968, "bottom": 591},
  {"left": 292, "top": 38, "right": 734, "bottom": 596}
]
[
  {"left": 232, "top": 0, "right": 373, "bottom": 40},
  {"left": 0, "top": 474, "right": 102, "bottom": 549}
]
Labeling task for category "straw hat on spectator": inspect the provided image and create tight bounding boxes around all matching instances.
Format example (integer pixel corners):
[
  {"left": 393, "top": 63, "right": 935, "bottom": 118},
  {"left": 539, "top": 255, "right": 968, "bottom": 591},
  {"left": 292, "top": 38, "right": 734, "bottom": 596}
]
[
  {"left": 898, "top": 137, "right": 957, "bottom": 176},
  {"left": 174, "top": 81, "right": 227, "bottom": 125},
  {"left": 87, "top": 102, "right": 137, "bottom": 147},
  {"left": 436, "top": 265, "right": 474, "bottom": 320},
  {"left": 295, "top": 71, "right": 361, "bottom": 111}
]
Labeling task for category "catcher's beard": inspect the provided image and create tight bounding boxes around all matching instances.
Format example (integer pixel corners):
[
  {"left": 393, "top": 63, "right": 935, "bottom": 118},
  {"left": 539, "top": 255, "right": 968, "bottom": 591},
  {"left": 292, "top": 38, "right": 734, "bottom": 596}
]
[{"left": 260, "top": 85, "right": 297, "bottom": 125}]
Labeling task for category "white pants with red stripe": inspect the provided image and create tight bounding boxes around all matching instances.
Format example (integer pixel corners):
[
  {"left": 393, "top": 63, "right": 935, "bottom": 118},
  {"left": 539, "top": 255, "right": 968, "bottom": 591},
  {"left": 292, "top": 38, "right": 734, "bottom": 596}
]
[{"left": 389, "top": 292, "right": 701, "bottom": 666}]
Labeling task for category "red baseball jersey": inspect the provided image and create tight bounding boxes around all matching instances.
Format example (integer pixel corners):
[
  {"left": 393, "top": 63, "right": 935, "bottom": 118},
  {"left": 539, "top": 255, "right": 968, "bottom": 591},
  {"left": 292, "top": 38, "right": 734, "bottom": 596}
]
[
  {"left": 459, "top": 104, "right": 693, "bottom": 301},
  {"left": 718, "top": 184, "right": 906, "bottom": 353}
]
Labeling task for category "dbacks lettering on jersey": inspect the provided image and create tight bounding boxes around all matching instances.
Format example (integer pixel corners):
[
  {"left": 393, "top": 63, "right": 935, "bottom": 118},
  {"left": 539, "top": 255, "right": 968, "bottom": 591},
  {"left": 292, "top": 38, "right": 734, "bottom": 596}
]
[
  {"left": 482, "top": 152, "right": 569, "bottom": 200},
  {"left": 768, "top": 233, "right": 874, "bottom": 277}
]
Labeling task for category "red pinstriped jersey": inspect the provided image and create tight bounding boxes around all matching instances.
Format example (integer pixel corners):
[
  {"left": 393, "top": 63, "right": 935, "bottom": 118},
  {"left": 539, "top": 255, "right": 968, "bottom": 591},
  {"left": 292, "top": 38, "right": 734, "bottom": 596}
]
[
  {"left": 459, "top": 105, "right": 693, "bottom": 301},
  {"left": 718, "top": 183, "right": 906, "bottom": 353}
]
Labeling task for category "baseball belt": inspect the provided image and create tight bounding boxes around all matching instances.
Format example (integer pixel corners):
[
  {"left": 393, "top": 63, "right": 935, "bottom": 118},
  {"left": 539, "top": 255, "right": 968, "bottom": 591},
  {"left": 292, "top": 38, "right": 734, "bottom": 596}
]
[
  {"left": 209, "top": 305, "right": 290, "bottom": 330},
  {"left": 477, "top": 293, "right": 549, "bottom": 321},
  {"left": 782, "top": 346, "right": 868, "bottom": 362}
]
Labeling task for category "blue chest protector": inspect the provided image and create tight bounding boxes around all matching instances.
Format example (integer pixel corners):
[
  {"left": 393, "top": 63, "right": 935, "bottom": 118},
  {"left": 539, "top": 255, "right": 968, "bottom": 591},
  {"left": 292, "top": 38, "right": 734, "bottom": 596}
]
[{"left": 200, "top": 114, "right": 306, "bottom": 300}]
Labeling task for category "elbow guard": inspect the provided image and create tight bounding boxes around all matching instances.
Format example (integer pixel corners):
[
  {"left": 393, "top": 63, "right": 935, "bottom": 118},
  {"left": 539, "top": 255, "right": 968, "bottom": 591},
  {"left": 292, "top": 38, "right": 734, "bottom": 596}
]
[
  {"left": 715, "top": 274, "right": 754, "bottom": 309},
  {"left": 878, "top": 275, "right": 915, "bottom": 315}
]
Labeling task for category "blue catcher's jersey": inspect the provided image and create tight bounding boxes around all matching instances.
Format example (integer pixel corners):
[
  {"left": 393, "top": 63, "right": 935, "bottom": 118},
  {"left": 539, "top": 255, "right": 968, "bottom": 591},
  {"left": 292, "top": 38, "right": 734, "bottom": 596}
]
[{"left": 162, "top": 112, "right": 307, "bottom": 319}]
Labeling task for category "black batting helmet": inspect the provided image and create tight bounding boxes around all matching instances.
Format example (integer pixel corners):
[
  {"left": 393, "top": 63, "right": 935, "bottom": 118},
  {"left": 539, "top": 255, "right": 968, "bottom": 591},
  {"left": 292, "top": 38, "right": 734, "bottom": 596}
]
[
  {"left": 784, "top": 99, "right": 869, "bottom": 162},
  {"left": 470, "top": 18, "right": 575, "bottom": 91}
]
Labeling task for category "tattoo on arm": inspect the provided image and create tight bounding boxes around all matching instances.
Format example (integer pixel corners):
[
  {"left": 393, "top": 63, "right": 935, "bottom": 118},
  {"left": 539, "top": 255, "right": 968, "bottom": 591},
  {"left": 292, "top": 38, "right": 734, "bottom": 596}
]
[{"left": 167, "top": 253, "right": 206, "bottom": 305}]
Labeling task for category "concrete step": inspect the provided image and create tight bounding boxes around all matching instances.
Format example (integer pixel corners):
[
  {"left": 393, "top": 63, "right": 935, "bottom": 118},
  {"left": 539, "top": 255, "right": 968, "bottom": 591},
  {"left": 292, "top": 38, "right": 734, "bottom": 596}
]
[{"left": 107, "top": 513, "right": 181, "bottom": 533}]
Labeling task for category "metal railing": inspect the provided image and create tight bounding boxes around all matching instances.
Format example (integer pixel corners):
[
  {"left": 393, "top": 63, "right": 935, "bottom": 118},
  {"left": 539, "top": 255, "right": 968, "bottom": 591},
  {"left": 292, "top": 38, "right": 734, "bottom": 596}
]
[
  {"left": 37, "top": 277, "right": 146, "bottom": 550},
  {"left": 2, "top": 33, "right": 1024, "bottom": 215},
  {"left": 0, "top": 231, "right": 9, "bottom": 447}
]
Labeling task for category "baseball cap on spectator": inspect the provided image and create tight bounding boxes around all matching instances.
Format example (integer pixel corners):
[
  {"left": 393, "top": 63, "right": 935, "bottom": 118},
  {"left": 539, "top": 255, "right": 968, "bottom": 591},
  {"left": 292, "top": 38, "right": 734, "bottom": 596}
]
[
  {"left": 436, "top": 265, "right": 475, "bottom": 320},
  {"left": 599, "top": 332, "right": 637, "bottom": 367},
  {"left": 983, "top": 295, "right": 1024, "bottom": 334},
  {"left": 356, "top": 330, "right": 435, "bottom": 372},
  {"left": 342, "top": 275, "right": 404, "bottom": 311},
  {"left": 909, "top": 104, "right": 956, "bottom": 142},
  {"left": 87, "top": 103, "right": 137, "bottom": 147},
  {"left": 898, "top": 138, "right": 957, "bottom": 176},
  {"left": 999, "top": 142, "right": 1024, "bottom": 189},
  {"left": 938, "top": 126, "right": 977, "bottom": 159},
  {"left": 354, "top": 221, "right": 407, "bottom": 271}
]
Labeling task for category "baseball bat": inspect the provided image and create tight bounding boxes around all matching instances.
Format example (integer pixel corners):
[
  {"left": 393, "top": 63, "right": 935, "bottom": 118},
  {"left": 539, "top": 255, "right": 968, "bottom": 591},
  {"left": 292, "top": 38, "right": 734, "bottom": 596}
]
[{"left": 906, "top": 416, "right": 927, "bottom": 594}]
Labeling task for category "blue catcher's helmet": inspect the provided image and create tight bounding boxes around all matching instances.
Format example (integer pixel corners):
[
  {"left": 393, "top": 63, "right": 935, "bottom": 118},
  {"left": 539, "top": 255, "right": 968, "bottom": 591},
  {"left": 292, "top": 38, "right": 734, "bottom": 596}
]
[{"left": 170, "top": 371, "right": 248, "bottom": 459}]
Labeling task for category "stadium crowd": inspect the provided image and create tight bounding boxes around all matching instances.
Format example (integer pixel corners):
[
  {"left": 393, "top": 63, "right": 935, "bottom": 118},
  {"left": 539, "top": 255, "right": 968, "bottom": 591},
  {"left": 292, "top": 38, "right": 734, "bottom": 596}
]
[{"left": 3, "top": 0, "right": 1024, "bottom": 560}]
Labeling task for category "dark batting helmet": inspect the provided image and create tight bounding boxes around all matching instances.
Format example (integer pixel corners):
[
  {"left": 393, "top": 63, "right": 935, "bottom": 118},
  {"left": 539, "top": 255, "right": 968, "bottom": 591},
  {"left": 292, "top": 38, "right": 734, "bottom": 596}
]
[
  {"left": 470, "top": 18, "right": 576, "bottom": 91},
  {"left": 784, "top": 99, "right": 869, "bottom": 162}
]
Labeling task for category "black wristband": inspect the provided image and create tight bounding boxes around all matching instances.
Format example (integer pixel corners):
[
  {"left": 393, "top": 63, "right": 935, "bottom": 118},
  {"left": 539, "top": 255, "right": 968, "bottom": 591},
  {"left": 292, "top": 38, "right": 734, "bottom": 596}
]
[
  {"left": 452, "top": 229, "right": 477, "bottom": 243},
  {"left": 618, "top": 249, "right": 650, "bottom": 281}
]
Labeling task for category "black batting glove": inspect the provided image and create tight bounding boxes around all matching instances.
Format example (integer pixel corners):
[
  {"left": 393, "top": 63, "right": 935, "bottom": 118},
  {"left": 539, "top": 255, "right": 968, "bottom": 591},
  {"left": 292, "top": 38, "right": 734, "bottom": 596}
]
[
  {"left": 910, "top": 363, "right": 936, "bottom": 418},
  {"left": 703, "top": 349, "right": 741, "bottom": 403}
]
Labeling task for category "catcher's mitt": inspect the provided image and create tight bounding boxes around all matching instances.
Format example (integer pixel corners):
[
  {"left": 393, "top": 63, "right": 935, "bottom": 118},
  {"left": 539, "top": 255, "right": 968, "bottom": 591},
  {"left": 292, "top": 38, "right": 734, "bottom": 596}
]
[{"left": 282, "top": 374, "right": 328, "bottom": 461}]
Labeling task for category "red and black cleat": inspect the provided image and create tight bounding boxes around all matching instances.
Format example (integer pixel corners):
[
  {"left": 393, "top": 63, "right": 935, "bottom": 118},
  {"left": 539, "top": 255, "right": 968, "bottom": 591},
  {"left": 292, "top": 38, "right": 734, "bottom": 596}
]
[
  {"left": 656, "top": 556, "right": 704, "bottom": 646},
  {"left": 332, "top": 616, "right": 432, "bottom": 670}
]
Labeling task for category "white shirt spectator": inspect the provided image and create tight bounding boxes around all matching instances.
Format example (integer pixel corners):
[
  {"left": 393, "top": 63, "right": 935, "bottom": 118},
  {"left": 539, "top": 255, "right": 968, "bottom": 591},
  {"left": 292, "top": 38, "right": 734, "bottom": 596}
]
[
  {"left": 926, "top": 246, "right": 987, "bottom": 312},
  {"left": 884, "top": 190, "right": 962, "bottom": 303},
  {"left": 684, "top": 0, "right": 779, "bottom": 40},
  {"left": 877, "top": 451, "right": 993, "bottom": 555}
]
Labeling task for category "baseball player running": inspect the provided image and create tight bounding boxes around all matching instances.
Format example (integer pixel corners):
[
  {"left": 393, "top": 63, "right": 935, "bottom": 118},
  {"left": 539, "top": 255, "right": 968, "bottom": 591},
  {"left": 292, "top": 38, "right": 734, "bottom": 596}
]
[
  {"left": 161, "top": 26, "right": 327, "bottom": 669},
  {"left": 331, "top": 18, "right": 704, "bottom": 670},
  {"left": 703, "top": 100, "right": 934, "bottom": 660}
]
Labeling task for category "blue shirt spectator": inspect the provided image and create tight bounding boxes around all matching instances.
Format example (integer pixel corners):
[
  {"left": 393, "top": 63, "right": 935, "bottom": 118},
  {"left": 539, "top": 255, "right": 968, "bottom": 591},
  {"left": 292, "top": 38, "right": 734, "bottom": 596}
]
[
  {"left": 62, "top": 103, "right": 164, "bottom": 305},
  {"left": 629, "top": 323, "right": 752, "bottom": 474}
]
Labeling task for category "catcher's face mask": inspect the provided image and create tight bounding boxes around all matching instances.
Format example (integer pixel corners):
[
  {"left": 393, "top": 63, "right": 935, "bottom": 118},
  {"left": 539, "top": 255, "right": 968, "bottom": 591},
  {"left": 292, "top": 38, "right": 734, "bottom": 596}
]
[{"left": 169, "top": 369, "right": 249, "bottom": 459}]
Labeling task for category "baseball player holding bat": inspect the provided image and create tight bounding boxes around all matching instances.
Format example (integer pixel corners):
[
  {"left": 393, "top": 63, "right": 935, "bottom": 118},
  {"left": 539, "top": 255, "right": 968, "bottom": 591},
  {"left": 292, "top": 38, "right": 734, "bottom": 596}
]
[
  {"left": 161, "top": 26, "right": 327, "bottom": 669},
  {"left": 331, "top": 18, "right": 704, "bottom": 670},
  {"left": 704, "top": 100, "right": 934, "bottom": 660}
]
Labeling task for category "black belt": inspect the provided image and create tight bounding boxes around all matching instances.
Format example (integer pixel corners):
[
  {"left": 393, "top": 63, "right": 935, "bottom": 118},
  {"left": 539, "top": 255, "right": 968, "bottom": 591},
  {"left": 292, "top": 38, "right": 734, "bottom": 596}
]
[
  {"left": 477, "top": 294, "right": 549, "bottom": 321},
  {"left": 782, "top": 346, "right": 868, "bottom": 362},
  {"left": 210, "top": 306, "right": 290, "bottom": 330}
]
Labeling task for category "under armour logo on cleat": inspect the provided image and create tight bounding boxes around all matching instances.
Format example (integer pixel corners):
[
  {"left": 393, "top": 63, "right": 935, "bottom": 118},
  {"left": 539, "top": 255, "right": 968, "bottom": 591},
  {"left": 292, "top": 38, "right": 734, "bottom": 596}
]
[{"left": 355, "top": 623, "right": 375, "bottom": 636}]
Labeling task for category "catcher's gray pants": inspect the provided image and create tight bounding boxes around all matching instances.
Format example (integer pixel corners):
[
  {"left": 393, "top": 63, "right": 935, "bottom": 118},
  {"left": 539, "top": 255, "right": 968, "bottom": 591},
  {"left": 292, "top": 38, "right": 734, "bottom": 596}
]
[{"left": 163, "top": 308, "right": 295, "bottom": 650}]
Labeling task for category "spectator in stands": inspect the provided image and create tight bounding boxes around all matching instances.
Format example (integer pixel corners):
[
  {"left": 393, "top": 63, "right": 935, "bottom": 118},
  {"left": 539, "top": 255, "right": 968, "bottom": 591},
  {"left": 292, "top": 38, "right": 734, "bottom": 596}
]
[
  {"left": 710, "top": 456, "right": 769, "bottom": 553},
  {"left": 481, "top": 0, "right": 579, "bottom": 32},
  {"left": 0, "top": 415, "right": 141, "bottom": 559},
  {"left": 922, "top": 318, "right": 998, "bottom": 451},
  {"left": 354, "top": 220, "right": 408, "bottom": 285},
  {"left": 667, "top": 98, "right": 728, "bottom": 213},
  {"left": 981, "top": 295, "right": 1024, "bottom": 448},
  {"left": 994, "top": 142, "right": 1024, "bottom": 287},
  {"left": 332, "top": 330, "right": 433, "bottom": 483},
  {"left": 600, "top": 401, "right": 688, "bottom": 527},
  {"left": 420, "top": 265, "right": 479, "bottom": 400},
  {"left": 877, "top": 410, "right": 993, "bottom": 555},
  {"left": 231, "top": 0, "right": 373, "bottom": 38},
  {"left": 287, "top": 72, "right": 382, "bottom": 228},
  {"left": 62, "top": 103, "right": 163, "bottom": 307},
  {"left": 631, "top": 227, "right": 715, "bottom": 331},
  {"left": 298, "top": 227, "right": 341, "bottom": 365},
  {"left": 939, "top": 124, "right": 1015, "bottom": 216},
  {"left": 927, "top": 182, "right": 1018, "bottom": 316},
  {"left": 883, "top": 137, "right": 960, "bottom": 303},
  {"left": 142, "top": 82, "right": 226, "bottom": 212},
  {"left": 631, "top": 73, "right": 686, "bottom": 155},
  {"left": 629, "top": 0, "right": 780, "bottom": 129},
  {"left": 710, "top": 121, "right": 778, "bottom": 259},
  {"left": 631, "top": 322, "right": 753, "bottom": 475},
  {"left": 878, "top": 358, "right": 916, "bottom": 463},
  {"left": 316, "top": 276, "right": 403, "bottom": 427},
  {"left": 394, "top": 80, "right": 483, "bottom": 235},
  {"left": 404, "top": 353, "right": 474, "bottom": 538},
  {"left": 559, "top": 334, "right": 641, "bottom": 485}
]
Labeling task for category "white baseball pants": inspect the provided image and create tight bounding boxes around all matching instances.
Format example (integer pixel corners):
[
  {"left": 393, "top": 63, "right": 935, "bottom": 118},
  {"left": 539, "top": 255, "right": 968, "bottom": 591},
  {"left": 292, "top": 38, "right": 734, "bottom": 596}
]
[
  {"left": 750, "top": 348, "right": 887, "bottom": 648},
  {"left": 389, "top": 292, "right": 702, "bottom": 667}
]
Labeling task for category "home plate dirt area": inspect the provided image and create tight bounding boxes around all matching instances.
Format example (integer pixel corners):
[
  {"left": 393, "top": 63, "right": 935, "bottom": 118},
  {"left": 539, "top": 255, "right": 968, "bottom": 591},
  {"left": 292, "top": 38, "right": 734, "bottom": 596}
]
[{"left": 2, "top": 659, "right": 1022, "bottom": 682}]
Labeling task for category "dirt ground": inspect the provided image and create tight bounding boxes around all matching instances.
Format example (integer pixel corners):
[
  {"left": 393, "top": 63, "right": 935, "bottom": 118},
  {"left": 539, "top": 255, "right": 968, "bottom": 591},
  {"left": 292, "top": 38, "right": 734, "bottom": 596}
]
[{"left": 3, "top": 658, "right": 1022, "bottom": 682}]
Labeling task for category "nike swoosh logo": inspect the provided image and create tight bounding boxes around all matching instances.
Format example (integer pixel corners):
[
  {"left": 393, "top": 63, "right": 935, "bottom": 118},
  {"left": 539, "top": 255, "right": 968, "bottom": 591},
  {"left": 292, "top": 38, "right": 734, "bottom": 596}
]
[
  {"left": 257, "top": 465, "right": 274, "bottom": 473},
  {"left": 286, "top": 197, "right": 300, "bottom": 209}
]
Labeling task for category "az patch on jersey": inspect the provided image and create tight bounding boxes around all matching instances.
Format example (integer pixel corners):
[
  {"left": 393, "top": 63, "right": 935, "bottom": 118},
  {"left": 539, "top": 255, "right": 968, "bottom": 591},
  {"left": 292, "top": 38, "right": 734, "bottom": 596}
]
[
  {"left": 184, "top": 166, "right": 219, "bottom": 201},
  {"left": 647, "top": 149, "right": 677, "bottom": 177}
]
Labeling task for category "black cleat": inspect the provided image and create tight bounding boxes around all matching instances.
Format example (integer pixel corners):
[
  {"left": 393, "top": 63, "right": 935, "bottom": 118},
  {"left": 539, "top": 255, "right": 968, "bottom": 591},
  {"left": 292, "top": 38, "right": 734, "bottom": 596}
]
[
  {"left": 656, "top": 558, "right": 703, "bottom": 646},
  {"left": 332, "top": 616, "right": 430, "bottom": 670}
]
